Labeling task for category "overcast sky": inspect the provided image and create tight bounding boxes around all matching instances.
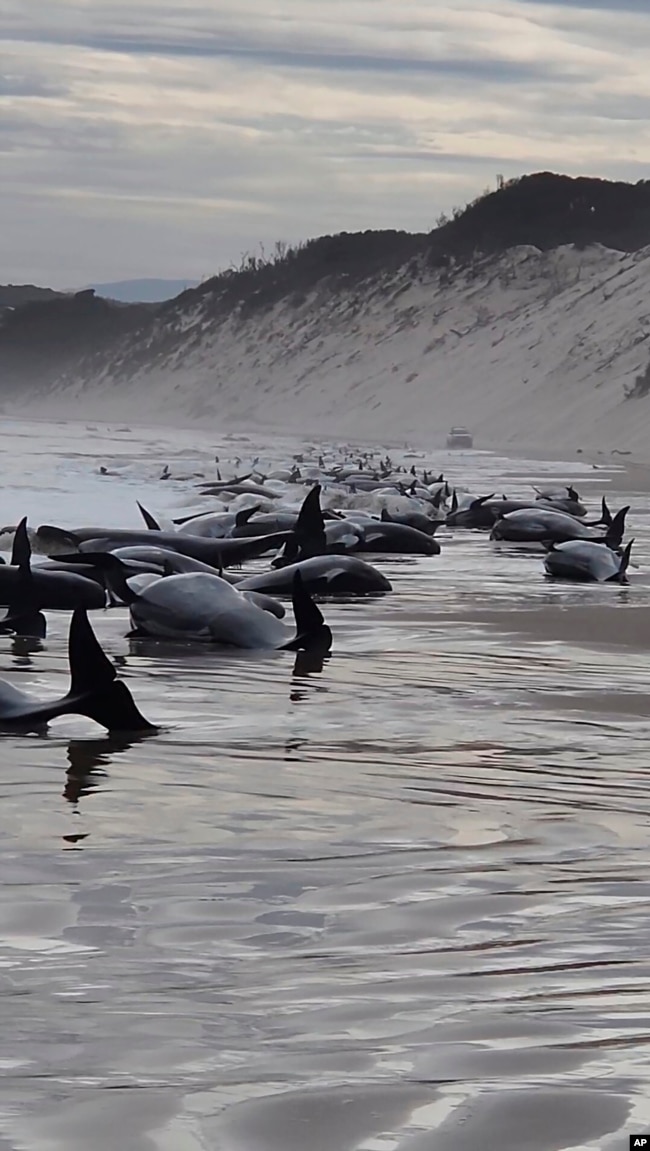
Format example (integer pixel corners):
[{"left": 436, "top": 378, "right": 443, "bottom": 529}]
[{"left": 2, "top": 0, "right": 649, "bottom": 287}]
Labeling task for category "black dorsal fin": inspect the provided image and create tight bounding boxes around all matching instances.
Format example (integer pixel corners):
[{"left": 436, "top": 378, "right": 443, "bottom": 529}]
[
  {"left": 469, "top": 493, "right": 495, "bottom": 510},
  {"left": 381, "top": 508, "right": 393, "bottom": 522},
  {"left": 235, "top": 504, "right": 260, "bottom": 528},
  {"left": 137, "top": 502, "right": 161, "bottom": 531},
  {"left": 294, "top": 485, "right": 326, "bottom": 559},
  {"left": 0, "top": 542, "right": 46, "bottom": 637},
  {"left": 271, "top": 537, "right": 299, "bottom": 569},
  {"left": 11, "top": 517, "right": 31, "bottom": 569}
]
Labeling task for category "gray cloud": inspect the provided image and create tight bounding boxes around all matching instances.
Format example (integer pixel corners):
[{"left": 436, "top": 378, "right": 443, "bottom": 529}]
[
  {"left": 2, "top": 29, "right": 580, "bottom": 87},
  {"left": 517, "top": 0, "right": 649, "bottom": 10},
  {"left": 1, "top": 0, "right": 649, "bottom": 285}
]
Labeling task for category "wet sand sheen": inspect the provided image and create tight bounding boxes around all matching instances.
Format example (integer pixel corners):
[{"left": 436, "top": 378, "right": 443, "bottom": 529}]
[{"left": 1, "top": 419, "right": 650, "bottom": 1149}]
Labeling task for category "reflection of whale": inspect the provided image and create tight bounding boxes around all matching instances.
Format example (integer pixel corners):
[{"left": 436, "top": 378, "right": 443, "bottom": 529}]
[
  {"left": 292, "top": 647, "right": 330, "bottom": 677},
  {"left": 64, "top": 732, "right": 152, "bottom": 803},
  {"left": 289, "top": 647, "right": 330, "bottom": 701},
  {"left": 10, "top": 635, "right": 44, "bottom": 660},
  {"left": 0, "top": 609, "right": 155, "bottom": 733}
]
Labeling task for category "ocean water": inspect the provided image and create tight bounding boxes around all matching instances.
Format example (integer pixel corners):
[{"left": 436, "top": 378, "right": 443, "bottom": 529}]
[{"left": 1, "top": 417, "right": 649, "bottom": 1151}]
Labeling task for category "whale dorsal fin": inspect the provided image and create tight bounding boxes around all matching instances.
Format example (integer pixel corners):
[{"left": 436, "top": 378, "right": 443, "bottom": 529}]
[
  {"left": 469, "top": 493, "right": 495, "bottom": 510},
  {"left": 137, "top": 502, "right": 161, "bottom": 531},
  {"left": 235, "top": 505, "right": 260, "bottom": 528},
  {"left": 294, "top": 485, "right": 326, "bottom": 560},
  {"left": 0, "top": 523, "right": 46, "bottom": 637},
  {"left": 10, "top": 516, "right": 31, "bottom": 569}
]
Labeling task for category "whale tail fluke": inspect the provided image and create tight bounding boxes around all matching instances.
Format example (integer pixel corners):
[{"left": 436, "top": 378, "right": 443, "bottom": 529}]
[
  {"left": 65, "top": 609, "right": 156, "bottom": 732},
  {"left": 604, "top": 506, "right": 629, "bottom": 550},
  {"left": 607, "top": 539, "right": 634, "bottom": 584},
  {"left": 281, "top": 572, "right": 332, "bottom": 653}
]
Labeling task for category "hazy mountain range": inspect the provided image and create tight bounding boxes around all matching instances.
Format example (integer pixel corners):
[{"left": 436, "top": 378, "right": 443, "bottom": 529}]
[{"left": 84, "top": 278, "right": 200, "bottom": 303}]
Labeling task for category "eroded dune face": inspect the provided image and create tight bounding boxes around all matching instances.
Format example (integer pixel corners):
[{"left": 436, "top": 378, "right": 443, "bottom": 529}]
[{"left": 7, "top": 238, "right": 650, "bottom": 458}]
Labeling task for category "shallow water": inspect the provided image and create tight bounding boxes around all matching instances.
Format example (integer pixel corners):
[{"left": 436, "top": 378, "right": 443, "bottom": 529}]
[{"left": 1, "top": 418, "right": 650, "bottom": 1150}]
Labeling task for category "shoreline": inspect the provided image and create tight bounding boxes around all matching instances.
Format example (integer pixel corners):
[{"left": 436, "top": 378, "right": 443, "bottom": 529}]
[{"left": 4, "top": 409, "right": 650, "bottom": 493}]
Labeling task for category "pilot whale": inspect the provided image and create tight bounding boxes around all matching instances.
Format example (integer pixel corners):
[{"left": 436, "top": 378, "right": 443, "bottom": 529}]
[
  {"left": 0, "top": 608, "right": 155, "bottom": 732},
  {"left": 237, "top": 555, "right": 392, "bottom": 596},
  {"left": 491, "top": 506, "right": 629, "bottom": 547},
  {"left": 36, "top": 524, "right": 294, "bottom": 568},
  {"left": 544, "top": 539, "right": 634, "bottom": 583},
  {"left": 0, "top": 518, "right": 106, "bottom": 613},
  {"left": 126, "top": 570, "right": 331, "bottom": 650},
  {"left": 55, "top": 549, "right": 286, "bottom": 618}
]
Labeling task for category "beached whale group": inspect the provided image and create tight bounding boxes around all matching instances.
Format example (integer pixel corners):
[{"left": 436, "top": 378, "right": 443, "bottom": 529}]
[{"left": 0, "top": 447, "right": 634, "bottom": 734}]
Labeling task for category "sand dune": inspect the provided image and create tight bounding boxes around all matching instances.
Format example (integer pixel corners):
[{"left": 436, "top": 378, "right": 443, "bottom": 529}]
[{"left": 19, "top": 242, "right": 650, "bottom": 454}]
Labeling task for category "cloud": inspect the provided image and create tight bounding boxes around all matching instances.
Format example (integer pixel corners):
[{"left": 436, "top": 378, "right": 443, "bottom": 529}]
[{"left": 1, "top": 0, "right": 649, "bottom": 285}]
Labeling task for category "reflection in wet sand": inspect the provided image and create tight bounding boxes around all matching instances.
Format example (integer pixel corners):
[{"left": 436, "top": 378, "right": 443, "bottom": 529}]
[
  {"left": 2, "top": 420, "right": 650, "bottom": 1148},
  {"left": 63, "top": 732, "right": 156, "bottom": 805}
]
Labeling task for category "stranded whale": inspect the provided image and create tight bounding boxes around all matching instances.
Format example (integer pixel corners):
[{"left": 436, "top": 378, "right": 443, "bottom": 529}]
[
  {"left": 0, "top": 609, "right": 155, "bottom": 732},
  {"left": 125, "top": 570, "right": 332, "bottom": 650},
  {"left": 544, "top": 539, "right": 634, "bottom": 583}
]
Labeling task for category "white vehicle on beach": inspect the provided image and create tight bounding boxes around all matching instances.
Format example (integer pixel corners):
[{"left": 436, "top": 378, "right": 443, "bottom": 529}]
[{"left": 446, "top": 426, "right": 473, "bottom": 448}]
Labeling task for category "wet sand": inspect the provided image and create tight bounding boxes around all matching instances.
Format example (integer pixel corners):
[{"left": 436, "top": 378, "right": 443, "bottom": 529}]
[
  {"left": 447, "top": 603, "right": 650, "bottom": 650},
  {"left": 2, "top": 419, "right": 650, "bottom": 1151}
]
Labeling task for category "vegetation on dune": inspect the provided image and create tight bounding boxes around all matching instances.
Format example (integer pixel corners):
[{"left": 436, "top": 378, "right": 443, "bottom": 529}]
[
  {"left": 163, "top": 172, "right": 650, "bottom": 319},
  {"left": 3, "top": 171, "right": 650, "bottom": 392}
]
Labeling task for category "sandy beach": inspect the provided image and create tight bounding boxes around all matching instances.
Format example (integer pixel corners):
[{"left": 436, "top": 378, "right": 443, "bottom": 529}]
[
  {"left": 1, "top": 418, "right": 650, "bottom": 1150},
  {"left": 11, "top": 242, "right": 650, "bottom": 472}
]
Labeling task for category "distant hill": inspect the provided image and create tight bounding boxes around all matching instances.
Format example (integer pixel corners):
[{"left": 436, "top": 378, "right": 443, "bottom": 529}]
[
  {"left": 0, "top": 288, "right": 151, "bottom": 396},
  {"left": 0, "top": 283, "right": 64, "bottom": 309},
  {"left": 86, "top": 278, "right": 200, "bottom": 303},
  {"left": 5, "top": 172, "right": 650, "bottom": 453}
]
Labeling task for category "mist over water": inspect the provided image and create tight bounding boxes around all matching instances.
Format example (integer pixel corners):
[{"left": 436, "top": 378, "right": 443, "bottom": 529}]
[{"left": 1, "top": 418, "right": 649, "bottom": 1150}]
